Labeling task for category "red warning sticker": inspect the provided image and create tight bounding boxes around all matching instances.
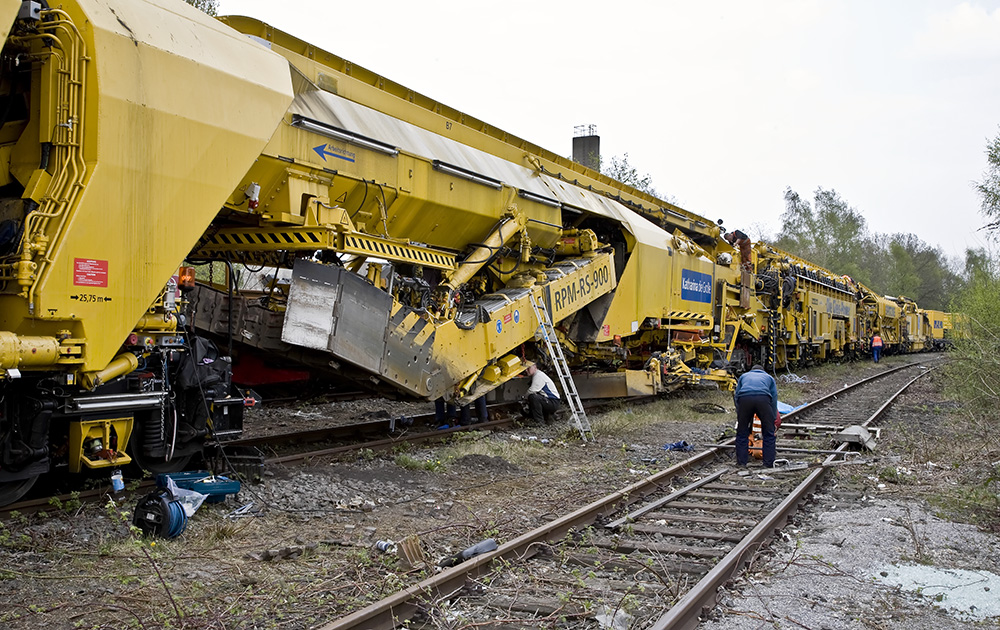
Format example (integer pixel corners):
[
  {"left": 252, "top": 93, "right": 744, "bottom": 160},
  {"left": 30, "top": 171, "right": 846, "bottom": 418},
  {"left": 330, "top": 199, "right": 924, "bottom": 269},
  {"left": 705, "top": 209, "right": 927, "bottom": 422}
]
[{"left": 74, "top": 258, "right": 108, "bottom": 287}]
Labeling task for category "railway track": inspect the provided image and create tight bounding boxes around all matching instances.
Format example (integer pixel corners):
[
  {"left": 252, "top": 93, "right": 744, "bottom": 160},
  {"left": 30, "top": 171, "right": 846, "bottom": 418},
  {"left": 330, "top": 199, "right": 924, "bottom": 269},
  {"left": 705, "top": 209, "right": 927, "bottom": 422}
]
[
  {"left": 0, "top": 396, "right": 610, "bottom": 516},
  {"left": 0, "top": 360, "right": 932, "bottom": 522},
  {"left": 228, "top": 403, "right": 520, "bottom": 463},
  {"left": 0, "top": 395, "right": 535, "bottom": 515},
  {"left": 316, "top": 360, "right": 934, "bottom": 630}
]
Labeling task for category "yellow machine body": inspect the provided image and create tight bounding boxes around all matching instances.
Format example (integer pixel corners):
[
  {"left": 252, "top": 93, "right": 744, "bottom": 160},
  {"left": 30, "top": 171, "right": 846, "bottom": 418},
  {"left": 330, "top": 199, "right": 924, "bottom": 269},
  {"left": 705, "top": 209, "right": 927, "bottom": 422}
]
[
  {"left": 922, "top": 308, "right": 948, "bottom": 346},
  {"left": 863, "top": 294, "right": 905, "bottom": 348},
  {"left": 746, "top": 244, "right": 862, "bottom": 368},
  {"left": 0, "top": 1, "right": 963, "bottom": 506},
  {"left": 0, "top": 4, "right": 953, "bottom": 399}
]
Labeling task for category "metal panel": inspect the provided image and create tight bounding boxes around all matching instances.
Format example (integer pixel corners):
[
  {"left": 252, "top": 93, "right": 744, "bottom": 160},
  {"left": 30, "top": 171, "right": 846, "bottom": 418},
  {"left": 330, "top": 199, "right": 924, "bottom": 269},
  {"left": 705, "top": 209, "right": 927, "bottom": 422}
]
[
  {"left": 572, "top": 372, "right": 628, "bottom": 399},
  {"left": 282, "top": 261, "right": 342, "bottom": 352},
  {"left": 282, "top": 260, "right": 391, "bottom": 374},
  {"left": 288, "top": 89, "right": 674, "bottom": 249},
  {"left": 19, "top": 1, "right": 293, "bottom": 372},
  {"left": 330, "top": 270, "right": 392, "bottom": 373},
  {"left": 543, "top": 255, "right": 616, "bottom": 324},
  {"left": 382, "top": 309, "right": 436, "bottom": 396}
]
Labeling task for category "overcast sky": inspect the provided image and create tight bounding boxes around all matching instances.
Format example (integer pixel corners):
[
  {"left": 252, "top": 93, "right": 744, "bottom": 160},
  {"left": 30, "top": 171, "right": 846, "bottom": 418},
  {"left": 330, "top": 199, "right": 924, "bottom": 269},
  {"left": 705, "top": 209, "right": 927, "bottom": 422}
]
[{"left": 216, "top": 0, "right": 1000, "bottom": 264}]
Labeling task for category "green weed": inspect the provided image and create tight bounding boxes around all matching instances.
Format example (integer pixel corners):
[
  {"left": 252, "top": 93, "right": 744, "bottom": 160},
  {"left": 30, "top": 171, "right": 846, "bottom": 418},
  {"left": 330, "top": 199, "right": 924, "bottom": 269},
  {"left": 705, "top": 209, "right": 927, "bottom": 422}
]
[{"left": 394, "top": 454, "right": 447, "bottom": 472}]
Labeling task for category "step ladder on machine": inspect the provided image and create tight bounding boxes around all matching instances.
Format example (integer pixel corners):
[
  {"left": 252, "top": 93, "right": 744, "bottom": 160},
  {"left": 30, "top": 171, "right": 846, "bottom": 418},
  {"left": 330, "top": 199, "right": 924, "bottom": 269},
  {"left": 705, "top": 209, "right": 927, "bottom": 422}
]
[{"left": 529, "top": 294, "right": 592, "bottom": 441}]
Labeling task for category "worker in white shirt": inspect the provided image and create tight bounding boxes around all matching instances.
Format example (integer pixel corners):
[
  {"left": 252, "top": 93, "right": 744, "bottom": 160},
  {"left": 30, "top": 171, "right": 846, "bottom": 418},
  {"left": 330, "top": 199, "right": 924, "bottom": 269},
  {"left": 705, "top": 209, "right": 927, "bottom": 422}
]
[{"left": 525, "top": 363, "right": 560, "bottom": 424}]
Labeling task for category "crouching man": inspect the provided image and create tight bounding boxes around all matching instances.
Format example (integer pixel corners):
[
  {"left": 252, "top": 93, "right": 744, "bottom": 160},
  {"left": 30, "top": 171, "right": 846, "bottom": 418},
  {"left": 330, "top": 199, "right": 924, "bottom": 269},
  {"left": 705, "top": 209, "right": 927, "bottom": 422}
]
[{"left": 525, "top": 363, "right": 560, "bottom": 424}]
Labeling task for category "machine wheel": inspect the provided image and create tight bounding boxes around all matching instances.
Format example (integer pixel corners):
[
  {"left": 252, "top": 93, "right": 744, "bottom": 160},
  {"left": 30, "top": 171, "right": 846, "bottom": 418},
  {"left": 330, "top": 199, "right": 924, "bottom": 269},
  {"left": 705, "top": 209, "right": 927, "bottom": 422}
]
[
  {"left": 0, "top": 475, "right": 39, "bottom": 506},
  {"left": 128, "top": 409, "right": 196, "bottom": 475},
  {"left": 130, "top": 447, "right": 193, "bottom": 475}
]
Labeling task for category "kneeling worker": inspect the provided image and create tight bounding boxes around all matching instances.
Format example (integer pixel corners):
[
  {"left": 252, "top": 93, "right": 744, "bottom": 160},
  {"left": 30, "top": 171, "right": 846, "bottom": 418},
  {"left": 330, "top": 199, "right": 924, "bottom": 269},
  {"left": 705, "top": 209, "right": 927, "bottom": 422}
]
[
  {"left": 525, "top": 363, "right": 560, "bottom": 424},
  {"left": 733, "top": 364, "right": 778, "bottom": 467}
]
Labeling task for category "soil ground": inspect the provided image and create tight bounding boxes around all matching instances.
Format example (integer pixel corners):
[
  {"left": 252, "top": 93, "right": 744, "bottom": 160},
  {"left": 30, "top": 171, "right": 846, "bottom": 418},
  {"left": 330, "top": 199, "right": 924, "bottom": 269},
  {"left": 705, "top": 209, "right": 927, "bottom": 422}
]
[{"left": 1, "top": 354, "right": 997, "bottom": 629}]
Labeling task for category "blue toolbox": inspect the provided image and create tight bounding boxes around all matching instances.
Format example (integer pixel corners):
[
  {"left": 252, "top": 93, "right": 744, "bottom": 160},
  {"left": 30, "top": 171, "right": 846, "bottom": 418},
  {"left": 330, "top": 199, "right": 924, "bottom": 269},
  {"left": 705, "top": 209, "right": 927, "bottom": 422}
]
[{"left": 157, "top": 471, "right": 241, "bottom": 503}]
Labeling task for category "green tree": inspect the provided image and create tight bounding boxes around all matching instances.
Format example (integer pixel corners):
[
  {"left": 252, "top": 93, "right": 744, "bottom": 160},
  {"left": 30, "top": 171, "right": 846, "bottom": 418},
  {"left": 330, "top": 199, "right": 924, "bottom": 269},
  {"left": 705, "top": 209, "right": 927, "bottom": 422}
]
[
  {"left": 773, "top": 188, "right": 815, "bottom": 257},
  {"left": 943, "top": 261, "right": 1000, "bottom": 524},
  {"left": 774, "top": 187, "right": 963, "bottom": 305},
  {"left": 184, "top": 0, "right": 218, "bottom": 16},
  {"left": 941, "top": 135, "right": 1000, "bottom": 525},
  {"left": 880, "top": 234, "right": 962, "bottom": 310},
  {"left": 974, "top": 129, "right": 1000, "bottom": 234},
  {"left": 858, "top": 232, "right": 891, "bottom": 292},
  {"left": 603, "top": 153, "right": 661, "bottom": 199},
  {"left": 773, "top": 187, "right": 872, "bottom": 284},
  {"left": 963, "top": 247, "right": 997, "bottom": 282},
  {"left": 885, "top": 239, "right": 921, "bottom": 298}
]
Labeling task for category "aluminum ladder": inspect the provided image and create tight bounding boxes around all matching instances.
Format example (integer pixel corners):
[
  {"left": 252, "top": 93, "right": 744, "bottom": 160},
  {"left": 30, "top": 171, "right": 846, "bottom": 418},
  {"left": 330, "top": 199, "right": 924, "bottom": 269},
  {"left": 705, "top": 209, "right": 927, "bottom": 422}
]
[{"left": 529, "top": 294, "right": 592, "bottom": 440}]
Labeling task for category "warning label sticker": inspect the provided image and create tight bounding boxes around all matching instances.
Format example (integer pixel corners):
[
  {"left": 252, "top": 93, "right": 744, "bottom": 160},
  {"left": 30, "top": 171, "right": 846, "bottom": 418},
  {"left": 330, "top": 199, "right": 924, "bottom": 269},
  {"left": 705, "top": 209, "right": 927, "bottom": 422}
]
[{"left": 74, "top": 258, "right": 108, "bottom": 287}]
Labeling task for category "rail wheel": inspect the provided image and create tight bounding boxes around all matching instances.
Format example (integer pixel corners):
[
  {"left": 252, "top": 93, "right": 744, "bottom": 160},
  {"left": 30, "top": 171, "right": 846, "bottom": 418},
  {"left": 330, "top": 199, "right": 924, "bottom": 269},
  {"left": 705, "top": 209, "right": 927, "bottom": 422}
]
[
  {"left": 128, "top": 410, "right": 195, "bottom": 475},
  {"left": 130, "top": 448, "right": 193, "bottom": 475},
  {"left": 0, "top": 475, "right": 39, "bottom": 506}
]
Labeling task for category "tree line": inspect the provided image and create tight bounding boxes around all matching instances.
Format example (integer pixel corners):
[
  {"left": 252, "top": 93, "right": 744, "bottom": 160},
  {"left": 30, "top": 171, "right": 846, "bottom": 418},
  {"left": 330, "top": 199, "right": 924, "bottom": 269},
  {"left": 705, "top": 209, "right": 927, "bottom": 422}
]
[
  {"left": 767, "top": 124, "right": 1000, "bottom": 315},
  {"left": 769, "top": 186, "right": 969, "bottom": 311},
  {"left": 600, "top": 152, "right": 983, "bottom": 312}
]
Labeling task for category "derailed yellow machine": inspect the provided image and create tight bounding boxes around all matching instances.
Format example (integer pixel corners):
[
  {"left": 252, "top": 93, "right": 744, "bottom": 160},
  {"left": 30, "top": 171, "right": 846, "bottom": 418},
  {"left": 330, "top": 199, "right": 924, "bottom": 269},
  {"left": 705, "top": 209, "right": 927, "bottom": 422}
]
[
  {"left": 0, "top": 0, "right": 740, "bottom": 504},
  {"left": 187, "top": 16, "right": 741, "bottom": 402},
  {"left": 0, "top": 0, "right": 951, "bottom": 506}
]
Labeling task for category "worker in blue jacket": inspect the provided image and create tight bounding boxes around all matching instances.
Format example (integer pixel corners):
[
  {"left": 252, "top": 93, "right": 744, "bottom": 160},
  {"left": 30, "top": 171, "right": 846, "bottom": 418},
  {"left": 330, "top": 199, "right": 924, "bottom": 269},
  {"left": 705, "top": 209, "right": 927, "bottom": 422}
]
[{"left": 733, "top": 364, "right": 778, "bottom": 467}]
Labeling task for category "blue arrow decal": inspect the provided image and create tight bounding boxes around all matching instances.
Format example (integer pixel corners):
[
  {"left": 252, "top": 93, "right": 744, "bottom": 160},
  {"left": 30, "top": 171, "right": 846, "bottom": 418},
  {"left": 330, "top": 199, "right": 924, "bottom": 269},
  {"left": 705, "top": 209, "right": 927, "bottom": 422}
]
[{"left": 312, "top": 143, "right": 356, "bottom": 163}]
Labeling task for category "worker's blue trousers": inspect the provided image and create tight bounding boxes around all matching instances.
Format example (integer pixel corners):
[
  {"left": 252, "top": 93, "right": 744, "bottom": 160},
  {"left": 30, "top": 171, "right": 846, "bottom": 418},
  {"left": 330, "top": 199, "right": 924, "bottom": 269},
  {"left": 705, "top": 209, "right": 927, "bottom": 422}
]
[{"left": 735, "top": 394, "right": 776, "bottom": 467}]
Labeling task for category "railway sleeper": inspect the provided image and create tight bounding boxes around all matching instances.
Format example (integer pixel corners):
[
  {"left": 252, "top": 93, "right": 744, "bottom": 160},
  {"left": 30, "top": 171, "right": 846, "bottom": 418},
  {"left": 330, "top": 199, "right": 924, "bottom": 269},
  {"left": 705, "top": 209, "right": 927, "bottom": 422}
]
[
  {"left": 593, "top": 535, "right": 728, "bottom": 558},
  {"left": 562, "top": 551, "right": 711, "bottom": 578}
]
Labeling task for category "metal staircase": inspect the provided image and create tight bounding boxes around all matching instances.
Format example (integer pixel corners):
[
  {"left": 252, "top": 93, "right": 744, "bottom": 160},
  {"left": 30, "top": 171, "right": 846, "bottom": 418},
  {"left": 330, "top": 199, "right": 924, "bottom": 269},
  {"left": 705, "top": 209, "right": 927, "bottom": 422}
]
[{"left": 529, "top": 294, "right": 592, "bottom": 440}]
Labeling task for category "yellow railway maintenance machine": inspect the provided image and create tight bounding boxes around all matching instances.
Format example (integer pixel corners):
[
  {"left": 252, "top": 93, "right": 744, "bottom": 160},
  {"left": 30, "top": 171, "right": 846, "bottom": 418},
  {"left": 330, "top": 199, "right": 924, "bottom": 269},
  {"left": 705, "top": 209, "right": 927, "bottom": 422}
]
[
  {"left": 186, "top": 16, "right": 741, "bottom": 402},
  {"left": 921, "top": 309, "right": 950, "bottom": 351},
  {"left": 739, "top": 243, "right": 860, "bottom": 369},
  {"left": 0, "top": 0, "right": 957, "bottom": 505}
]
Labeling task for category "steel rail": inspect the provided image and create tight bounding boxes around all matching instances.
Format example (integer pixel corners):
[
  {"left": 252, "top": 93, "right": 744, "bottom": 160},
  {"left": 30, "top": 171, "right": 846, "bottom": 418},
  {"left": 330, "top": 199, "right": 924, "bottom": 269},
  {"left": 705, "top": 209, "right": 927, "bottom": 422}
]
[
  {"left": 0, "top": 362, "right": 929, "bottom": 519},
  {"left": 229, "top": 403, "right": 518, "bottom": 449},
  {"left": 0, "top": 396, "right": 639, "bottom": 516},
  {"left": 647, "top": 364, "right": 934, "bottom": 630},
  {"left": 317, "top": 450, "right": 719, "bottom": 630},
  {"left": 779, "top": 360, "right": 932, "bottom": 422},
  {"left": 252, "top": 397, "right": 657, "bottom": 465},
  {"left": 265, "top": 417, "right": 513, "bottom": 465}
]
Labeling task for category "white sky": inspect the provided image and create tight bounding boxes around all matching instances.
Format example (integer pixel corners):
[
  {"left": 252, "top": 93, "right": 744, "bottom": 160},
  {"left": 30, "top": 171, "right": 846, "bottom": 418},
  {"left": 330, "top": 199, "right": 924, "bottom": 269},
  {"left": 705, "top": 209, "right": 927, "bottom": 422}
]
[{"left": 216, "top": 0, "right": 1000, "bottom": 265}]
